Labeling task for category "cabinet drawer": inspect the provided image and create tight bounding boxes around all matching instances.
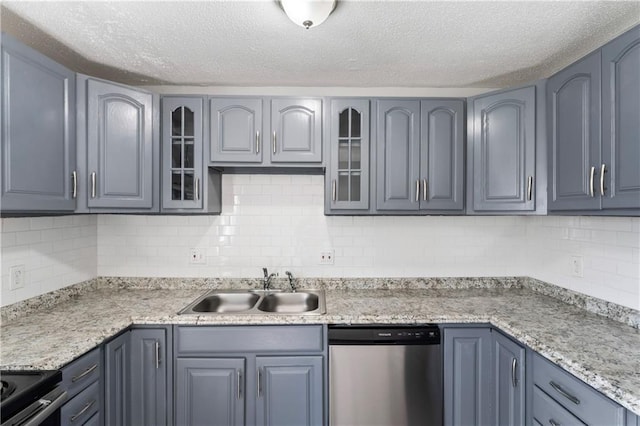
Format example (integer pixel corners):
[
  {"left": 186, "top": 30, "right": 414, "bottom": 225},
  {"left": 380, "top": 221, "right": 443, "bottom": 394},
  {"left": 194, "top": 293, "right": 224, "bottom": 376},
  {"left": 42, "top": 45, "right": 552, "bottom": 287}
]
[
  {"left": 533, "top": 353, "right": 625, "bottom": 425},
  {"left": 176, "top": 325, "right": 324, "bottom": 355},
  {"left": 533, "top": 386, "right": 585, "bottom": 426},
  {"left": 61, "top": 348, "right": 100, "bottom": 399},
  {"left": 60, "top": 381, "right": 100, "bottom": 425},
  {"left": 83, "top": 412, "right": 100, "bottom": 426}
]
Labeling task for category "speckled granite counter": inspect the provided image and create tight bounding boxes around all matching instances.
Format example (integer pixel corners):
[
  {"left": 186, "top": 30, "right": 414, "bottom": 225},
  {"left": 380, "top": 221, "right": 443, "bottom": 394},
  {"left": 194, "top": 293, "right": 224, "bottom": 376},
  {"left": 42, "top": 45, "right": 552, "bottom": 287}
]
[{"left": 1, "top": 280, "right": 639, "bottom": 415}]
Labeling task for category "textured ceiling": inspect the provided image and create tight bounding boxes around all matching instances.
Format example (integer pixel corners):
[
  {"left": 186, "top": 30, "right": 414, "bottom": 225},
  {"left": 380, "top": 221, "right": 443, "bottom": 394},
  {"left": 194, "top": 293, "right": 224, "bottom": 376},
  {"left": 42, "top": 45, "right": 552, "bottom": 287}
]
[{"left": 1, "top": 1, "right": 639, "bottom": 88}]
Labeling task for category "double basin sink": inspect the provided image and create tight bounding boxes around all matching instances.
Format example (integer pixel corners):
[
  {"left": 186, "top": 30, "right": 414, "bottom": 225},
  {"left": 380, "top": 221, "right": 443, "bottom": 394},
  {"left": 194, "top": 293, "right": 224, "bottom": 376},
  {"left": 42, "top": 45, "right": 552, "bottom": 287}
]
[{"left": 179, "top": 289, "right": 326, "bottom": 315}]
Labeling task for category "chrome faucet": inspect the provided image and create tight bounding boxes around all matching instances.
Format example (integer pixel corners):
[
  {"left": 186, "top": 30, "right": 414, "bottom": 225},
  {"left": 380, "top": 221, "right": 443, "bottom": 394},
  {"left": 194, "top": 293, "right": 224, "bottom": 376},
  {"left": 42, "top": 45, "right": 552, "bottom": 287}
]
[
  {"left": 262, "top": 268, "right": 277, "bottom": 291},
  {"left": 285, "top": 271, "right": 297, "bottom": 292}
]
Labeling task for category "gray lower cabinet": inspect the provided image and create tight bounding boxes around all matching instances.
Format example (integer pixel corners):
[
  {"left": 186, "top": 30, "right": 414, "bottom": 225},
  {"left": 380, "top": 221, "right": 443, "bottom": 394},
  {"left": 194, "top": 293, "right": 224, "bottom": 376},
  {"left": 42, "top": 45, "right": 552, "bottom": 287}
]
[
  {"left": 469, "top": 85, "right": 537, "bottom": 212},
  {"left": 130, "top": 327, "right": 172, "bottom": 426},
  {"left": 60, "top": 347, "right": 102, "bottom": 426},
  {"left": 1, "top": 33, "right": 77, "bottom": 213},
  {"left": 601, "top": 25, "right": 640, "bottom": 211},
  {"left": 175, "top": 357, "right": 245, "bottom": 426},
  {"left": 76, "top": 74, "right": 159, "bottom": 213},
  {"left": 104, "top": 330, "right": 130, "bottom": 426},
  {"left": 326, "top": 99, "right": 371, "bottom": 212},
  {"left": 443, "top": 327, "right": 493, "bottom": 426},
  {"left": 174, "top": 325, "right": 325, "bottom": 426},
  {"left": 209, "top": 97, "right": 322, "bottom": 167},
  {"left": 376, "top": 99, "right": 464, "bottom": 213},
  {"left": 162, "top": 96, "right": 221, "bottom": 213},
  {"left": 255, "top": 356, "right": 323, "bottom": 426},
  {"left": 493, "top": 330, "right": 525, "bottom": 426}
]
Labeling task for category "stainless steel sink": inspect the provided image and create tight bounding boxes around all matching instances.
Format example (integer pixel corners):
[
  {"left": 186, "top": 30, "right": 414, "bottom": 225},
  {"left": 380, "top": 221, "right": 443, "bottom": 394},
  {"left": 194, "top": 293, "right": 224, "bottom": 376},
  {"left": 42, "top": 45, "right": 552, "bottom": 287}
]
[
  {"left": 257, "top": 292, "right": 320, "bottom": 313},
  {"left": 178, "top": 289, "right": 326, "bottom": 315}
]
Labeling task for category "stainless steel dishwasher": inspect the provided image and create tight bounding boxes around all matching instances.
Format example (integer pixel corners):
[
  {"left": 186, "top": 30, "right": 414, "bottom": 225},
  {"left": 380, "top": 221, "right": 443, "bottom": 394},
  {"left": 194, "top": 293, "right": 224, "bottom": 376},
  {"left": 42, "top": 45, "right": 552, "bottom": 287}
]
[{"left": 329, "top": 325, "right": 442, "bottom": 426}]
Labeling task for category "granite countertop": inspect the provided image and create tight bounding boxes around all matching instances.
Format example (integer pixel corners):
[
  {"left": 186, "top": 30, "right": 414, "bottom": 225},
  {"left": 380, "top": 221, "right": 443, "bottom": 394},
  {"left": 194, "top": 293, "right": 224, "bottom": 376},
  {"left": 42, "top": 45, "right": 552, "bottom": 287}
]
[{"left": 1, "top": 282, "right": 639, "bottom": 415}]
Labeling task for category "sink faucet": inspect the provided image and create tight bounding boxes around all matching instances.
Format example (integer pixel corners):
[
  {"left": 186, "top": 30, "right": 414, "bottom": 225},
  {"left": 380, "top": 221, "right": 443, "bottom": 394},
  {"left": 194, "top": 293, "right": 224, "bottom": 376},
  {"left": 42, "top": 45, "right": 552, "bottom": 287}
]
[
  {"left": 262, "top": 268, "right": 277, "bottom": 291},
  {"left": 285, "top": 271, "right": 297, "bottom": 292}
]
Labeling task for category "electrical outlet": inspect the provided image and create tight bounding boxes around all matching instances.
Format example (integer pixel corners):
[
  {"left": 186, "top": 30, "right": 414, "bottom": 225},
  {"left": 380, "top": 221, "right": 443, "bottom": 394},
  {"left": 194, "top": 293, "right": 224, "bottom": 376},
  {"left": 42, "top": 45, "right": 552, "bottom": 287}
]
[
  {"left": 189, "top": 248, "right": 206, "bottom": 264},
  {"left": 570, "top": 255, "right": 583, "bottom": 277},
  {"left": 9, "top": 265, "right": 25, "bottom": 290},
  {"left": 319, "top": 250, "right": 334, "bottom": 265}
]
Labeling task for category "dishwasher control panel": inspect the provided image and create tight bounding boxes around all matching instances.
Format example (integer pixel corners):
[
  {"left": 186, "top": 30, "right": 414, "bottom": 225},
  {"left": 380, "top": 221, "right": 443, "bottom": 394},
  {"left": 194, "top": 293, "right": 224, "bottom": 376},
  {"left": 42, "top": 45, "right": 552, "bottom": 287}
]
[{"left": 328, "top": 325, "right": 440, "bottom": 345}]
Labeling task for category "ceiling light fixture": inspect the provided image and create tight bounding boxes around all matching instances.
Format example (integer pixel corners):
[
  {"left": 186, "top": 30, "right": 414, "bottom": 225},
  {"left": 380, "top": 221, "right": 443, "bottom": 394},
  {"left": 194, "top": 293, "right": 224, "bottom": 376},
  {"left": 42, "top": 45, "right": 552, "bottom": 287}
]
[{"left": 278, "top": 0, "right": 337, "bottom": 30}]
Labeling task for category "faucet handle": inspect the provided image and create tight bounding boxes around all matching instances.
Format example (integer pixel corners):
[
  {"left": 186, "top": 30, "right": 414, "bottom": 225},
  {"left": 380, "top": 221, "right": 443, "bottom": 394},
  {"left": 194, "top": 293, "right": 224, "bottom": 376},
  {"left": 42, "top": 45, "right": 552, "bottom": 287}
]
[{"left": 262, "top": 267, "right": 268, "bottom": 277}]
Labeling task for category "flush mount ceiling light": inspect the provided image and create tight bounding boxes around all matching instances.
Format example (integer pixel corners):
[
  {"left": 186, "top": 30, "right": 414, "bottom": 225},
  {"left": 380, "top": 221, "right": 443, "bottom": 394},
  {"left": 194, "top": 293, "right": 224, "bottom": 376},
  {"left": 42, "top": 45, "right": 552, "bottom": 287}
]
[{"left": 278, "top": 0, "right": 337, "bottom": 29}]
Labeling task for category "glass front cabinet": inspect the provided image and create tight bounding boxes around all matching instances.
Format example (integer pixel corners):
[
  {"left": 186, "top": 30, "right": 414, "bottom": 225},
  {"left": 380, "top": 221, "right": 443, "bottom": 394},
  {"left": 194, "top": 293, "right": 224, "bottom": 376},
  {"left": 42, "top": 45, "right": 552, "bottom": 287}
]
[
  {"left": 162, "top": 97, "right": 204, "bottom": 210},
  {"left": 327, "top": 99, "right": 370, "bottom": 212}
]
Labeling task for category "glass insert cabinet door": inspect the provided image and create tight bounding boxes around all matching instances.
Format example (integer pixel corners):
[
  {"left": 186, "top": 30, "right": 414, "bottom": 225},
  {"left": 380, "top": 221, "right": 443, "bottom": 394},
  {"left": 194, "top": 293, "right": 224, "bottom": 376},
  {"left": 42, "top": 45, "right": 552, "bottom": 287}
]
[
  {"left": 329, "top": 99, "right": 370, "bottom": 210},
  {"left": 162, "top": 97, "right": 203, "bottom": 209}
]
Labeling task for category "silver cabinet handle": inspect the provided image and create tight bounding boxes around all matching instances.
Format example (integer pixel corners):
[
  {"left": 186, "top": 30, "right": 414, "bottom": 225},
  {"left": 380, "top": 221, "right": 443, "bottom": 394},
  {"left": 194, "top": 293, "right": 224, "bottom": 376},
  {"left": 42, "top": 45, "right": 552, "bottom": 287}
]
[
  {"left": 549, "top": 419, "right": 561, "bottom": 426},
  {"left": 256, "top": 131, "right": 260, "bottom": 154},
  {"left": 90, "top": 172, "right": 96, "bottom": 198},
  {"left": 332, "top": 180, "right": 336, "bottom": 202},
  {"left": 589, "top": 166, "right": 595, "bottom": 197},
  {"left": 272, "top": 131, "right": 277, "bottom": 154},
  {"left": 257, "top": 368, "right": 263, "bottom": 397},
  {"left": 415, "top": 180, "right": 420, "bottom": 202},
  {"left": 195, "top": 178, "right": 200, "bottom": 201},
  {"left": 600, "top": 164, "right": 606, "bottom": 196},
  {"left": 422, "top": 179, "right": 428, "bottom": 201},
  {"left": 72, "top": 364, "right": 98, "bottom": 382},
  {"left": 511, "top": 358, "right": 518, "bottom": 387},
  {"left": 237, "top": 370, "right": 242, "bottom": 400},
  {"left": 527, "top": 176, "right": 533, "bottom": 201},
  {"left": 155, "top": 340, "right": 160, "bottom": 369},
  {"left": 549, "top": 381, "right": 580, "bottom": 405},
  {"left": 70, "top": 399, "right": 95, "bottom": 422},
  {"left": 72, "top": 171, "right": 77, "bottom": 199}
]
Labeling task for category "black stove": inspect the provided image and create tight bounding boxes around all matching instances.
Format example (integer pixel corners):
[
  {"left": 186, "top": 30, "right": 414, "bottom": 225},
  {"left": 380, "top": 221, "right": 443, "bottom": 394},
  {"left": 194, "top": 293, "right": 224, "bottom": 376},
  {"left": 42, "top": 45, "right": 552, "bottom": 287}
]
[{"left": 0, "top": 370, "right": 63, "bottom": 424}]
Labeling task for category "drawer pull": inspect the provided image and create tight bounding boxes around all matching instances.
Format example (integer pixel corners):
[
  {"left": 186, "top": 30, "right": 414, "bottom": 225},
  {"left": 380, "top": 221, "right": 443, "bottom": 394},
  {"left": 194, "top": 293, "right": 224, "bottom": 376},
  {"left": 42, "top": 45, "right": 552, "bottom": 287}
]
[
  {"left": 549, "top": 419, "right": 561, "bottom": 426},
  {"left": 71, "top": 364, "right": 98, "bottom": 382},
  {"left": 549, "top": 381, "right": 580, "bottom": 405},
  {"left": 511, "top": 358, "right": 518, "bottom": 387},
  {"left": 70, "top": 399, "right": 95, "bottom": 422}
]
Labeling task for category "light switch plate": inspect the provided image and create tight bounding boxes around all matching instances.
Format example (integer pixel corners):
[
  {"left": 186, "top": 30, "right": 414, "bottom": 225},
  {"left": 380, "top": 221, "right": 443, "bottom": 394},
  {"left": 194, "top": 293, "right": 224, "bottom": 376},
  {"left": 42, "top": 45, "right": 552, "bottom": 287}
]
[{"left": 570, "top": 255, "right": 583, "bottom": 277}]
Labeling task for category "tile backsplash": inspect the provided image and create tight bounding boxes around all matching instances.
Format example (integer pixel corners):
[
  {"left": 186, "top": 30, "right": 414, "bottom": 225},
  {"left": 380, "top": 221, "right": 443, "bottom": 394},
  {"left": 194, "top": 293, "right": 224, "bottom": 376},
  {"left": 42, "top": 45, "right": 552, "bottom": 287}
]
[{"left": 1, "top": 175, "right": 638, "bottom": 310}]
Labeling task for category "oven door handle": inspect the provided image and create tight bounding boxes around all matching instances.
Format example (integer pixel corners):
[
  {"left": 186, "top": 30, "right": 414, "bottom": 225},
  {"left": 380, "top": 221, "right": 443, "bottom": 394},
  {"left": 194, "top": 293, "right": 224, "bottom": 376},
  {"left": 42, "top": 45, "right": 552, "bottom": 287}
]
[{"left": 2, "top": 388, "right": 68, "bottom": 426}]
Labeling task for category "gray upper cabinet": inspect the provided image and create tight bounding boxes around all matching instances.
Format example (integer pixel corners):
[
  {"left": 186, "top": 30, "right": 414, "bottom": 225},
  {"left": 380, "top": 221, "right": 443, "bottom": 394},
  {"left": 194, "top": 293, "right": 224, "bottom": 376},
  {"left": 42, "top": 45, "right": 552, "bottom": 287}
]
[
  {"left": 326, "top": 99, "right": 370, "bottom": 212},
  {"left": 130, "top": 327, "right": 171, "bottom": 426},
  {"left": 271, "top": 98, "right": 322, "bottom": 163},
  {"left": 255, "top": 356, "right": 324, "bottom": 426},
  {"left": 176, "top": 357, "right": 245, "bottom": 426},
  {"left": 443, "top": 327, "right": 493, "bottom": 426},
  {"left": 420, "top": 100, "right": 465, "bottom": 211},
  {"left": 1, "top": 33, "right": 76, "bottom": 213},
  {"left": 547, "top": 52, "right": 602, "bottom": 211},
  {"left": 471, "top": 86, "right": 536, "bottom": 212},
  {"left": 493, "top": 331, "right": 525, "bottom": 426},
  {"left": 85, "top": 78, "right": 155, "bottom": 209},
  {"left": 601, "top": 25, "right": 640, "bottom": 210},
  {"left": 376, "top": 100, "right": 421, "bottom": 210},
  {"left": 210, "top": 97, "right": 263, "bottom": 163}
]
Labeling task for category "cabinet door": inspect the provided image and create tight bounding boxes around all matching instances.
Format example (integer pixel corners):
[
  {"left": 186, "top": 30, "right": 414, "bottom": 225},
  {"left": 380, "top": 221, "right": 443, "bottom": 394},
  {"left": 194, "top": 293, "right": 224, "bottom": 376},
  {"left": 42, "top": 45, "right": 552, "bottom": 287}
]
[
  {"left": 443, "top": 328, "right": 492, "bottom": 426},
  {"left": 472, "top": 86, "right": 536, "bottom": 212},
  {"left": 104, "top": 331, "right": 131, "bottom": 426},
  {"left": 376, "top": 100, "right": 421, "bottom": 210},
  {"left": 547, "top": 52, "right": 602, "bottom": 211},
  {"left": 1, "top": 33, "right": 76, "bottom": 212},
  {"left": 210, "top": 98, "right": 262, "bottom": 163},
  {"left": 255, "top": 356, "right": 323, "bottom": 426},
  {"left": 493, "top": 331, "right": 525, "bottom": 426},
  {"left": 162, "top": 97, "right": 204, "bottom": 209},
  {"left": 87, "top": 78, "right": 154, "bottom": 209},
  {"left": 175, "top": 358, "right": 244, "bottom": 426},
  {"left": 130, "top": 328, "right": 170, "bottom": 426},
  {"left": 420, "top": 99, "right": 465, "bottom": 211},
  {"left": 328, "top": 99, "right": 370, "bottom": 211},
  {"left": 601, "top": 26, "right": 640, "bottom": 210},
  {"left": 270, "top": 98, "right": 322, "bottom": 163}
]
